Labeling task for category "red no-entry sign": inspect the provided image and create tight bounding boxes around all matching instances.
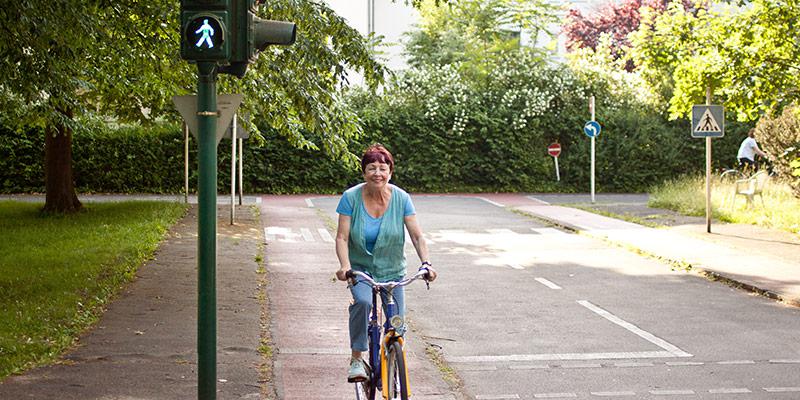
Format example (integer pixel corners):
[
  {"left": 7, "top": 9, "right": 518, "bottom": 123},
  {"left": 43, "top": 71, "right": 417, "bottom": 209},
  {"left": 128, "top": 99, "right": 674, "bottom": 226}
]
[{"left": 548, "top": 143, "right": 561, "bottom": 157}]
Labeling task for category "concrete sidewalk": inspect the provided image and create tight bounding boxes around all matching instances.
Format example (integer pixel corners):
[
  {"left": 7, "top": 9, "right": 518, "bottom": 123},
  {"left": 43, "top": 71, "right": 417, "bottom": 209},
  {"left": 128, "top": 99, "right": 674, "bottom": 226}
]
[{"left": 512, "top": 196, "right": 800, "bottom": 307}]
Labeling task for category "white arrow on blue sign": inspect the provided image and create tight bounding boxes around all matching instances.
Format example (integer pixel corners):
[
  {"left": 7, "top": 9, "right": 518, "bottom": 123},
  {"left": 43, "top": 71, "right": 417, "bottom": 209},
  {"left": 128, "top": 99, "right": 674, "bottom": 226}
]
[{"left": 584, "top": 121, "right": 601, "bottom": 138}]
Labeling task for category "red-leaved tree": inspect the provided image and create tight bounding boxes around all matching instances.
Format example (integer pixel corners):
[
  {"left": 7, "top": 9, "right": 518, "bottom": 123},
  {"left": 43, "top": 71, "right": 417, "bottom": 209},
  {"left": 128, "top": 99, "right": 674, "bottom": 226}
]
[{"left": 562, "top": 0, "right": 692, "bottom": 71}]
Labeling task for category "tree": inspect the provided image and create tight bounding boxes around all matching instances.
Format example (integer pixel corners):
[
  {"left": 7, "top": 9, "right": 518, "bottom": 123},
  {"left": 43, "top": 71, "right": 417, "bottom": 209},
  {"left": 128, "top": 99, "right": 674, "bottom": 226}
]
[
  {"left": 404, "top": 0, "right": 558, "bottom": 71},
  {"left": 0, "top": 1, "right": 385, "bottom": 213},
  {"left": 562, "top": 0, "right": 697, "bottom": 71}
]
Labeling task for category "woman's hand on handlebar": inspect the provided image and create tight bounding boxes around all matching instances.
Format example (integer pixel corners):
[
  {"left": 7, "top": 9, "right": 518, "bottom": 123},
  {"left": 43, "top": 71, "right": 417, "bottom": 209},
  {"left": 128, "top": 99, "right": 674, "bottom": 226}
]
[
  {"left": 420, "top": 265, "right": 438, "bottom": 282},
  {"left": 335, "top": 267, "right": 350, "bottom": 282}
]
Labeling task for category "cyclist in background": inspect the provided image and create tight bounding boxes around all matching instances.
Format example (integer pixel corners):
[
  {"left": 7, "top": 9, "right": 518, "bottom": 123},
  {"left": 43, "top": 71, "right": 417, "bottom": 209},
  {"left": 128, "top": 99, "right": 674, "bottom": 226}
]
[
  {"left": 334, "top": 143, "right": 437, "bottom": 383},
  {"left": 737, "top": 128, "right": 768, "bottom": 172}
]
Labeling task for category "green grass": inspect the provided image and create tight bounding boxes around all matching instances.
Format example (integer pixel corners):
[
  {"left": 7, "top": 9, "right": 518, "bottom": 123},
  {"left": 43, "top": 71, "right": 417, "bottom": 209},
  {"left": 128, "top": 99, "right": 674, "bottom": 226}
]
[
  {"left": 0, "top": 201, "right": 187, "bottom": 378},
  {"left": 649, "top": 174, "right": 800, "bottom": 234}
]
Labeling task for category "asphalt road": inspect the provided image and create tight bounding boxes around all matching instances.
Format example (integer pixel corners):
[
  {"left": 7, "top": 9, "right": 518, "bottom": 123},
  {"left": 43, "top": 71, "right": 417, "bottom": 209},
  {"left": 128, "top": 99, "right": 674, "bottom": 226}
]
[{"left": 310, "top": 194, "right": 800, "bottom": 400}]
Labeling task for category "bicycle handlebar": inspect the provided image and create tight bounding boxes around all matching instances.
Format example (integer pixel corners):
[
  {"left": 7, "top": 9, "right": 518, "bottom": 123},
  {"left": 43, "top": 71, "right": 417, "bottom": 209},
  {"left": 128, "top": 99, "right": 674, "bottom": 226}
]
[{"left": 345, "top": 268, "right": 431, "bottom": 291}]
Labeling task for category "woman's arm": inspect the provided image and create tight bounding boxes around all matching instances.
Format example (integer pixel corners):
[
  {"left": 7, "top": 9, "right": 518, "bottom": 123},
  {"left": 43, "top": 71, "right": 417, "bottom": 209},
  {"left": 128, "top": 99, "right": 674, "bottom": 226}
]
[
  {"left": 404, "top": 214, "right": 437, "bottom": 281},
  {"left": 335, "top": 214, "right": 352, "bottom": 281}
]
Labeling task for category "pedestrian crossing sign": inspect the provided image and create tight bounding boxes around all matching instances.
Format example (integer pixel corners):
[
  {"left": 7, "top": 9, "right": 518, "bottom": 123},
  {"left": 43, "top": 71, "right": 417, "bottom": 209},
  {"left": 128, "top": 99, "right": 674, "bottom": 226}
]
[{"left": 691, "top": 105, "right": 724, "bottom": 138}]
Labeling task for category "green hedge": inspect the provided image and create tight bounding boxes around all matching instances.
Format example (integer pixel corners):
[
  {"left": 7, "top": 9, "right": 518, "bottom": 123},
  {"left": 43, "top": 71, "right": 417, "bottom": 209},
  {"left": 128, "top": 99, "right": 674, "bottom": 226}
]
[{"left": 0, "top": 114, "right": 751, "bottom": 195}]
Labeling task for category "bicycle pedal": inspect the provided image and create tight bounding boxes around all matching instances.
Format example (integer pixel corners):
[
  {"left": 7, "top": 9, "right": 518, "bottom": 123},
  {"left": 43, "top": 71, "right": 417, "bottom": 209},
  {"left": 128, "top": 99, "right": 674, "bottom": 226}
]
[{"left": 347, "top": 376, "right": 368, "bottom": 383}]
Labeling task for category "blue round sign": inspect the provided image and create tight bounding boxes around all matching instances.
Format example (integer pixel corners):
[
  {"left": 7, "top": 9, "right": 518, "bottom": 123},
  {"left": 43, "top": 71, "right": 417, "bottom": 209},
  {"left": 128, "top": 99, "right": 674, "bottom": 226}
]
[{"left": 584, "top": 121, "right": 601, "bottom": 138}]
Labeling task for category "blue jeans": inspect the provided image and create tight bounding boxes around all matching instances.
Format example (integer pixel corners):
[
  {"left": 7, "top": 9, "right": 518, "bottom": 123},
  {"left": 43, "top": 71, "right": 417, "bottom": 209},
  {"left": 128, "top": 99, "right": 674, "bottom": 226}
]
[{"left": 349, "top": 277, "right": 405, "bottom": 352}]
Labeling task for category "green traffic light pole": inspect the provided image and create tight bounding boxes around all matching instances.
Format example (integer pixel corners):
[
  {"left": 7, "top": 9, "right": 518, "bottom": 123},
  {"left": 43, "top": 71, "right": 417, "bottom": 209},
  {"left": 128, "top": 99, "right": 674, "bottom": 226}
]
[{"left": 196, "top": 61, "right": 218, "bottom": 400}]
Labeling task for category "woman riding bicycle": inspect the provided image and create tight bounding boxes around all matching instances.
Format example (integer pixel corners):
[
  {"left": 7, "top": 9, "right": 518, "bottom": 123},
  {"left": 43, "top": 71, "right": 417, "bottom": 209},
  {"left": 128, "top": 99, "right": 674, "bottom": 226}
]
[{"left": 334, "top": 144, "right": 437, "bottom": 383}]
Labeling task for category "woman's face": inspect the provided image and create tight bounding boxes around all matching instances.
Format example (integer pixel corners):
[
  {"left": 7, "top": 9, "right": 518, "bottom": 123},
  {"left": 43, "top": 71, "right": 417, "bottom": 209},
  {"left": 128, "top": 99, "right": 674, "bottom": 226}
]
[{"left": 363, "top": 161, "right": 392, "bottom": 188}]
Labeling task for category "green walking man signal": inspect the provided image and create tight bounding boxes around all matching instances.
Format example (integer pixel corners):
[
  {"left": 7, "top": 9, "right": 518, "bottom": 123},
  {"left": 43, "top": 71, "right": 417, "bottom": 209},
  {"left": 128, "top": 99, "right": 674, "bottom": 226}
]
[{"left": 181, "top": 0, "right": 296, "bottom": 78}]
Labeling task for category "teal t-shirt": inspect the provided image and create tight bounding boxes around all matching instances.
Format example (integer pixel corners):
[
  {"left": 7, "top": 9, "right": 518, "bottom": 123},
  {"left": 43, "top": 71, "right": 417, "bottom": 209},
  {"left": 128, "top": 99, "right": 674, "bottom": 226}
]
[
  {"left": 336, "top": 184, "right": 416, "bottom": 281},
  {"left": 336, "top": 186, "right": 415, "bottom": 252}
]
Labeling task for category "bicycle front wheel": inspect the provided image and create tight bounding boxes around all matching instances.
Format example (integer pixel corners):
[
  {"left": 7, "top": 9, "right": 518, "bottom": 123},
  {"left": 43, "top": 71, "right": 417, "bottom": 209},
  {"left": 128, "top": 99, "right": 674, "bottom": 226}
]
[{"left": 385, "top": 341, "right": 409, "bottom": 400}]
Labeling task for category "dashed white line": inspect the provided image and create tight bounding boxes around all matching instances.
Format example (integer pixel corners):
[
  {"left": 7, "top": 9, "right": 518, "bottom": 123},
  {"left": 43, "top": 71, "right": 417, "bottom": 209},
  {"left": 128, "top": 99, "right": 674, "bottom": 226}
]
[
  {"left": 614, "top": 362, "right": 654, "bottom": 368},
  {"left": 475, "top": 395, "right": 518, "bottom": 400},
  {"left": 666, "top": 361, "right": 704, "bottom": 366},
  {"left": 649, "top": 389, "right": 695, "bottom": 395},
  {"left": 709, "top": 388, "right": 751, "bottom": 394},
  {"left": 591, "top": 392, "right": 635, "bottom": 397},
  {"left": 533, "top": 393, "right": 576, "bottom": 399},
  {"left": 717, "top": 360, "right": 755, "bottom": 365},
  {"left": 764, "top": 387, "right": 800, "bottom": 393},
  {"left": 535, "top": 277, "right": 562, "bottom": 290},
  {"left": 318, "top": 228, "right": 334, "bottom": 243},
  {"left": 561, "top": 363, "right": 601, "bottom": 369},
  {"left": 769, "top": 359, "right": 800, "bottom": 364},
  {"left": 300, "top": 228, "right": 314, "bottom": 242},
  {"left": 507, "top": 263, "right": 524, "bottom": 270},
  {"left": 305, "top": 198, "right": 314, "bottom": 207},
  {"left": 577, "top": 300, "right": 692, "bottom": 358}
]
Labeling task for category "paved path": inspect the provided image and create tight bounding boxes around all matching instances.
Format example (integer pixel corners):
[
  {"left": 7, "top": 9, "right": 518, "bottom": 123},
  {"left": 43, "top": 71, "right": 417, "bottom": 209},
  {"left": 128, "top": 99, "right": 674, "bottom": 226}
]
[{"left": 260, "top": 195, "right": 456, "bottom": 400}]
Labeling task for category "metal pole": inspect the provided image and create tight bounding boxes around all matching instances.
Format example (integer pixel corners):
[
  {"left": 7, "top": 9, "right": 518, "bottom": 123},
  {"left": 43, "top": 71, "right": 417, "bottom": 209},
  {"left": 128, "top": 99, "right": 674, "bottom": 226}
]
[
  {"left": 196, "top": 62, "right": 218, "bottom": 400},
  {"left": 184, "top": 122, "right": 189, "bottom": 204},
  {"left": 705, "top": 86, "right": 712, "bottom": 233},
  {"left": 555, "top": 156, "right": 560, "bottom": 181},
  {"left": 590, "top": 95, "right": 596, "bottom": 204},
  {"left": 238, "top": 137, "right": 243, "bottom": 205},
  {"left": 231, "top": 114, "right": 237, "bottom": 225}
]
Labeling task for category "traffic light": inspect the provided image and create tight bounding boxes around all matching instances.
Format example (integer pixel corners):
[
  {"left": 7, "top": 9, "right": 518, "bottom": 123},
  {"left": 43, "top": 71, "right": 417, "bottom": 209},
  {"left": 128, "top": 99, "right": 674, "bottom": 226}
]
[
  {"left": 219, "top": 0, "right": 296, "bottom": 78},
  {"left": 180, "top": 0, "right": 231, "bottom": 61}
]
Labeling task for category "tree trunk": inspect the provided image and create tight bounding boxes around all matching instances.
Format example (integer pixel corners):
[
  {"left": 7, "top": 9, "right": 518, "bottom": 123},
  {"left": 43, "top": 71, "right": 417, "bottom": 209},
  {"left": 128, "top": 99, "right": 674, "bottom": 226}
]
[{"left": 43, "top": 108, "right": 82, "bottom": 214}]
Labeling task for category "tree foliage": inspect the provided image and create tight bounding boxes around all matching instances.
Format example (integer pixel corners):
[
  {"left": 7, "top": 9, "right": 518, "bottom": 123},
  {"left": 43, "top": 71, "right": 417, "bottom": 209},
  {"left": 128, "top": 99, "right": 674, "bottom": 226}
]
[
  {"left": 630, "top": 0, "right": 800, "bottom": 122},
  {"left": 0, "top": 0, "right": 386, "bottom": 211},
  {"left": 562, "top": 0, "right": 694, "bottom": 71}
]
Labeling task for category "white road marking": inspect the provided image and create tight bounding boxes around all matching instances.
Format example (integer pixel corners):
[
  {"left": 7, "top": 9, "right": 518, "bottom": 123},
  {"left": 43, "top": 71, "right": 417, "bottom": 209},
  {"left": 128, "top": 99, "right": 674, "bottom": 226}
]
[
  {"left": 764, "top": 387, "right": 800, "bottom": 393},
  {"left": 475, "top": 395, "right": 519, "bottom": 400},
  {"left": 649, "top": 389, "right": 695, "bottom": 395},
  {"left": 305, "top": 198, "right": 314, "bottom": 207},
  {"left": 318, "top": 228, "right": 334, "bottom": 243},
  {"left": 709, "top": 388, "right": 751, "bottom": 394},
  {"left": 535, "top": 277, "right": 562, "bottom": 290},
  {"left": 300, "top": 228, "right": 314, "bottom": 242},
  {"left": 279, "top": 347, "right": 350, "bottom": 355},
  {"left": 486, "top": 228, "right": 515, "bottom": 235},
  {"left": 256, "top": 197, "right": 262, "bottom": 204},
  {"left": 614, "top": 362, "right": 654, "bottom": 368},
  {"left": 591, "top": 392, "right": 635, "bottom": 397},
  {"left": 507, "top": 263, "right": 524, "bottom": 270},
  {"left": 717, "top": 360, "right": 755, "bottom": 365},
  {"left": 526, "top": 196, "right": 551, "bottom": 205},
  {"left": 531, "top": 227, "right": 567, "bottom": 235},
  {"left": 476, "top": 197, "right": 505, "bottom": 207},
  {"left": 769, "top": 359, "right": 800, "bottom": 364},
  {"left": 264, "top": 227, "right": 302, "bottom": 243},
  {"left": 448, "top": 351, "right": 684, "bottom": 363},
  {"left": 533, "top": 393, "right": 576, "bottom": 399},
  {"left": 666, "top": 361, "right": 704, "bottom": 366},
  {"left": 577, "top": 300, "right": 692, "bottom": 358}
]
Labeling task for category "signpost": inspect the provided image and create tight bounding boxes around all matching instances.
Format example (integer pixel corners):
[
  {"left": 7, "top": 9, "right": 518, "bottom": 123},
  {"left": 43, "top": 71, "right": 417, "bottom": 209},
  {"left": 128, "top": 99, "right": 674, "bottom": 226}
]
[
  {"left": 691, "top": 89, "right": 725, "bottom": 233},
  {"left": 548, "top": 143, "right": 561, "bottom": 181},
  {"left": 585, "top": 96, "right": 600, "bottom": 203}
]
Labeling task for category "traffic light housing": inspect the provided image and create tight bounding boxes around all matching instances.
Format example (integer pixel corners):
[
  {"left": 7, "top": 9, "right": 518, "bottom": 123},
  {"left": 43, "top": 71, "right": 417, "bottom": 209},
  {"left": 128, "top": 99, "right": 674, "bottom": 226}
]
[
  {"left": 180, "top": 0, "right": 231, "bottom": 62},
  {"left": 219, "top": 0, "right": 296, "bottom": 78}
]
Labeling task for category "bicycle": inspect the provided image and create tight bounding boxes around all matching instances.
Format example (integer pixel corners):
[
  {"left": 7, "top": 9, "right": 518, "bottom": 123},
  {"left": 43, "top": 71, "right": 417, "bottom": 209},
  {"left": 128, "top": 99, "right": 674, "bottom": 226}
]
[{"left": 345, "top": 267, "right": 431, "bottom": 400}]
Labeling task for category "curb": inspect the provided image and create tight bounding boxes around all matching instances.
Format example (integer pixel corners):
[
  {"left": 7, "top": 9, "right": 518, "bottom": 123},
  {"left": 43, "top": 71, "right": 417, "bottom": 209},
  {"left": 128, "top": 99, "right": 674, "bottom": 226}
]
[{"left": 518, "top": 209, "right": 800, "bottom": 309}]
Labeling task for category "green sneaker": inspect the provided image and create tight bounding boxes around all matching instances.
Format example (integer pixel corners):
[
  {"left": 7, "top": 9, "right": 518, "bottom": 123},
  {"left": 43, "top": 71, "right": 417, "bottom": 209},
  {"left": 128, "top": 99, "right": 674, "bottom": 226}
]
[{"left": 347, "top": 357, "right": 368, "bottom": 383}]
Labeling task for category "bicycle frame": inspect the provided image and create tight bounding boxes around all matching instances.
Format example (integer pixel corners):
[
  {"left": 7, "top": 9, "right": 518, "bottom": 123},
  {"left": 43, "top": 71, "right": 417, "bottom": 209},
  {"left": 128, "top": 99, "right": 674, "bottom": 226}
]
[{"left": 348, "top": 269, "right": 429, "bottom": 400}]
